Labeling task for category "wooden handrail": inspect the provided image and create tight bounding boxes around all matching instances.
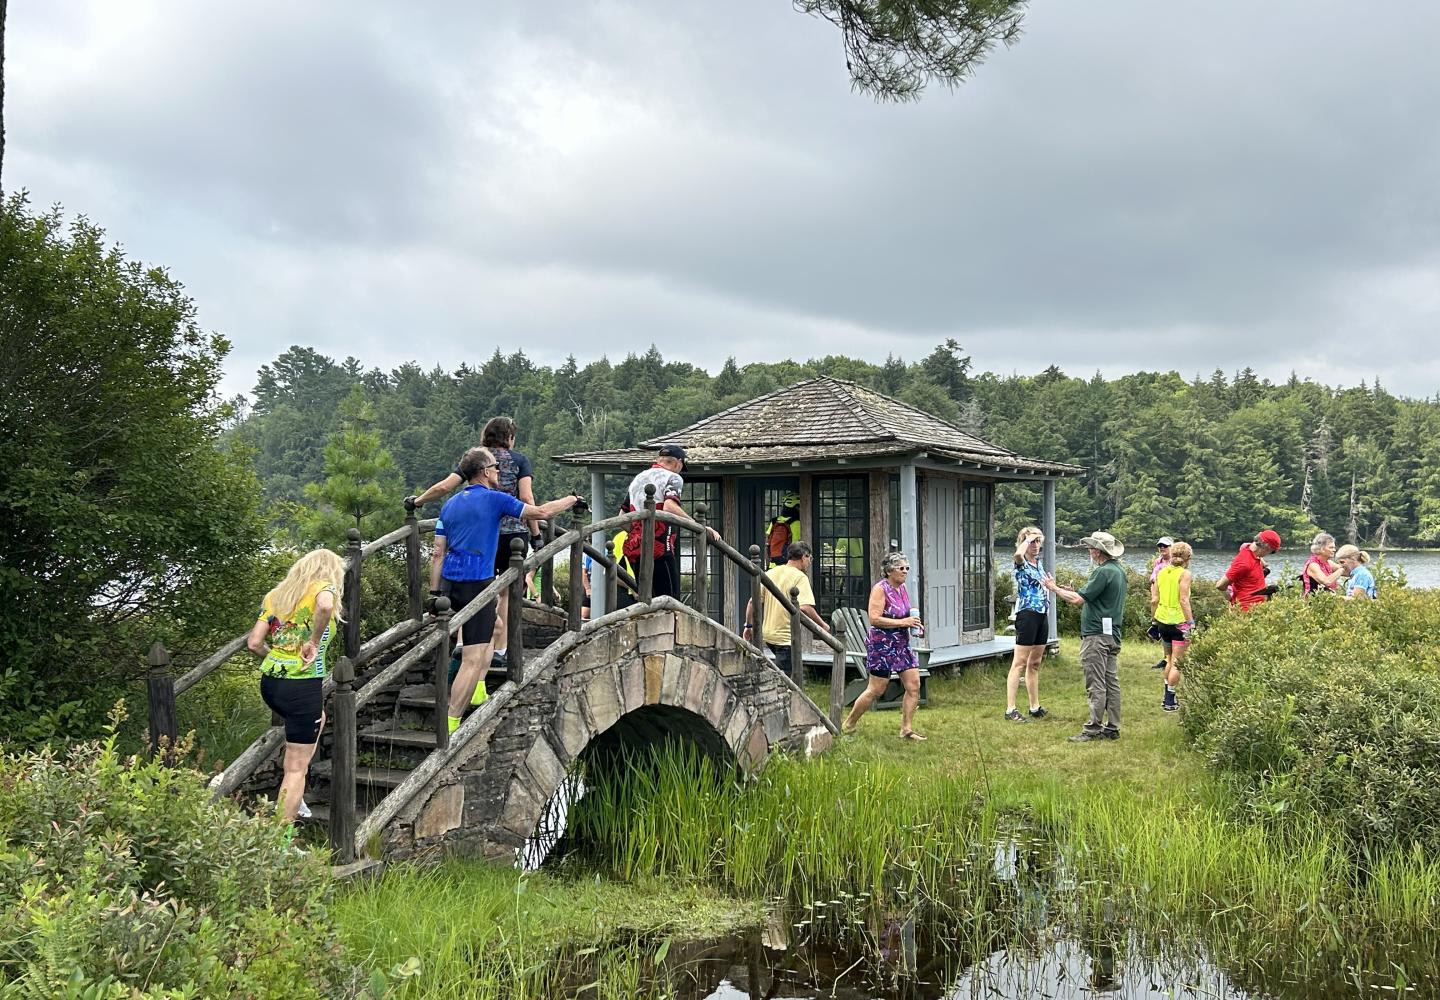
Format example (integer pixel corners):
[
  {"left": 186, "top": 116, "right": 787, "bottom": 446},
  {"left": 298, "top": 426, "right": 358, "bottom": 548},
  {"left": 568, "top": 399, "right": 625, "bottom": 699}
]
[{"left": 173, "top": 633, "right": 249, "bottom": 696}]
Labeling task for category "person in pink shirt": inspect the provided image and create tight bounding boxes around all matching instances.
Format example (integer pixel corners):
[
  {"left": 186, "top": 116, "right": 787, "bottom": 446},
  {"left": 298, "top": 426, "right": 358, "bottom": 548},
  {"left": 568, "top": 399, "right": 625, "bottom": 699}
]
[{"left": 1216, "top": 530, "right": 1281, "bottom": 610}]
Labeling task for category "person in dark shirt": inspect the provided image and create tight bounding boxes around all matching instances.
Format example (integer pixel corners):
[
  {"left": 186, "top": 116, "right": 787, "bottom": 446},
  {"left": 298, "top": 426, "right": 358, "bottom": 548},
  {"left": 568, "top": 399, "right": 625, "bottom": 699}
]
[{"left": 1044, "top": 530, "right": 1128, "bottom": 743}]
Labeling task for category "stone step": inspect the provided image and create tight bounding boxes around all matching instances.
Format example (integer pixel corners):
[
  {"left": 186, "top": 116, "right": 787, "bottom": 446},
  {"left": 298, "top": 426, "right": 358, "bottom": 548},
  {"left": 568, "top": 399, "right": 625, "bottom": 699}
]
[{"left": 360, "top": 724, "right": 438, "bottom": 749}]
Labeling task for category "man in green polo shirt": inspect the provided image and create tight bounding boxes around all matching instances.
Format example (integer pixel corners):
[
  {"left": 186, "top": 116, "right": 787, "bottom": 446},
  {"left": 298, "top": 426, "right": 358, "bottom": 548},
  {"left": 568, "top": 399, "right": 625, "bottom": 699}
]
[{"left": 1043, "top": 530, "right": 1127, "bottom": 742}]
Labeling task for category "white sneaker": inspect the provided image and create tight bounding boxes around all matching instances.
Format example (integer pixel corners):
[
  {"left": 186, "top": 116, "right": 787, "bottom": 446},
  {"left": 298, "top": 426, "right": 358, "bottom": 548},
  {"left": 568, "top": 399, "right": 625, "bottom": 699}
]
[{"left": 296, "top": 799, "right": 312, "bottom": 820}]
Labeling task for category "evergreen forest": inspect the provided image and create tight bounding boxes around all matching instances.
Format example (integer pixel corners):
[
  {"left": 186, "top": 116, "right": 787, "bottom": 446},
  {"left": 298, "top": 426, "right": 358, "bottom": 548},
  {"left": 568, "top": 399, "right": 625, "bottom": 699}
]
[{"left": 235, "top": 340, "right": 1440, "bottom": 551}]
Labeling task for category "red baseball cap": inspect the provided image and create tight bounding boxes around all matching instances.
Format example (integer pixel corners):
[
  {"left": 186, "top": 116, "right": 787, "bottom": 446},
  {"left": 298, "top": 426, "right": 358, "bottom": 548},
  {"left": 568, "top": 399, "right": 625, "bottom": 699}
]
[{"left": 1257, "top": 529, "right": 1282, "bottom": 549}]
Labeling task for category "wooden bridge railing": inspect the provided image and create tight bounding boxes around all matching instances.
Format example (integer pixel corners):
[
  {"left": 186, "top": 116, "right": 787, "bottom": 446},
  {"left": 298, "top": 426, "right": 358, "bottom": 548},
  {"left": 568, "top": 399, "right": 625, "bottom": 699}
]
[{"left": 149, "top": 485, "right": 845, "bottom": 861}]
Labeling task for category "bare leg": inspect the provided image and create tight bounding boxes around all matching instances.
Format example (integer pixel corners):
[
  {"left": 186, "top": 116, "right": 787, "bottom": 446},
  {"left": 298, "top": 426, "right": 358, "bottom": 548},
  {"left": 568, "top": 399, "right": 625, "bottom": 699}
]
[
  {"left": 277, "top": 739, "right": 318, "bottom": 823},
  {"left": 1025, "top": 646, "right": 1044, "bottom": 710},
  {"left": 843, "top": 676, "right": 890, "bottom": 733},
  {"left": 899, "top": 670, "right": 923, "bottom": 737},
  {"left": 1005, "top": 646, "right": 1027, "bottom": 713},
  {"left": 493, "top": 589, "right": 509, "bottom": 653},
  {"left": 1166, "top": 644, "right": 1186, "bottom": 691},
  {"left": 448, "top": 641, "right": 495, "bottom": 718}
]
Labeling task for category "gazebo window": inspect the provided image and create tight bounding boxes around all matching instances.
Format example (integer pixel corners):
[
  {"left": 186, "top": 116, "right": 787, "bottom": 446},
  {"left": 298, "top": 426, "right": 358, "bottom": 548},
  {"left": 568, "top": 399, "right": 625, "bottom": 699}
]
[
  {"left": 813, "top": 476, "right": 869, "bottom": 620},
  {"left": 680, "top": 479, "right": 724, "bottom": 620},
  {"left": 962, "top": 483, "right": 992, "bottom": 631}
]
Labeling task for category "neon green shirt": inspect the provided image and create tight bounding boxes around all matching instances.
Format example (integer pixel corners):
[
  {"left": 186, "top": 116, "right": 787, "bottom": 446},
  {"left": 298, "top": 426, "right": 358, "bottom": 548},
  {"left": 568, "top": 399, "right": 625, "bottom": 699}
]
[{"left": 1155, "top": 564, "right": 1188, "bottom": 625}]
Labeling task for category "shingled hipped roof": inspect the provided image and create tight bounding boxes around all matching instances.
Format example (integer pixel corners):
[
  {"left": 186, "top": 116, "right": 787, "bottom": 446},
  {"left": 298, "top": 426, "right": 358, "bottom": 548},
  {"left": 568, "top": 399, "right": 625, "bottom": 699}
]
[{"left": 555, "top": 376, "right": 1084, "bottom": 477}]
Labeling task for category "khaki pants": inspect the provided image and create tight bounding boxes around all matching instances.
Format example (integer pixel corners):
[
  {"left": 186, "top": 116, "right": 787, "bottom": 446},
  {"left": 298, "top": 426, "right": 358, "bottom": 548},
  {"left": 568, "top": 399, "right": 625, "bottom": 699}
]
[{"left": 1080, "top": 634, "right": 1121, "bottom": 735}]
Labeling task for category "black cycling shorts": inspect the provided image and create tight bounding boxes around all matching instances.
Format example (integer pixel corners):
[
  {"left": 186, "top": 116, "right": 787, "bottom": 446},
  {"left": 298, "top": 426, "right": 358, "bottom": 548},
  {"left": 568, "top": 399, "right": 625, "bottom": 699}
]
[
  {"left": 495, "top": 532, "right": 529, "bottom": 575},
  {"left": 260, "top": 675, "right": 324, "bottom": 744},
  {"left": 446, "top": 577, "right": 499, "bottom": 645},
  {"left": 1157, "top": 621, "right": 1190, "bottom": 644},
  {"left": 1015, "top": 609, "right": 1049, "bottom": 646}
]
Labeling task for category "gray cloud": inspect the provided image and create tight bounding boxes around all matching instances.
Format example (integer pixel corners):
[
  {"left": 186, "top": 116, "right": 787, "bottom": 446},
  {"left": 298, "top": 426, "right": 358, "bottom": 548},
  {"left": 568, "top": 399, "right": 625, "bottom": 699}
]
[{"left": 9, "top": 0, "right": 1440, "bottom": 399}]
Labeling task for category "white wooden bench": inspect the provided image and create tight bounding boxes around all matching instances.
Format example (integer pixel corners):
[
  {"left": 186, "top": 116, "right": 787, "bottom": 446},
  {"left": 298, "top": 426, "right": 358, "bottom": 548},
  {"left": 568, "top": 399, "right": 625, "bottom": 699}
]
[{"left": 831, "top": 606, "right": 929, "bottom": 710}]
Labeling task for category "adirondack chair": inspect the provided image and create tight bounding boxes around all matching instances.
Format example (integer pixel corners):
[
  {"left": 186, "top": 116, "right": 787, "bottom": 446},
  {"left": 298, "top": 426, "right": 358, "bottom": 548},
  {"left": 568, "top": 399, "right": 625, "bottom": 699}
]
[{"left": 831, "top": 606, "right": 929, "bottom": 710}]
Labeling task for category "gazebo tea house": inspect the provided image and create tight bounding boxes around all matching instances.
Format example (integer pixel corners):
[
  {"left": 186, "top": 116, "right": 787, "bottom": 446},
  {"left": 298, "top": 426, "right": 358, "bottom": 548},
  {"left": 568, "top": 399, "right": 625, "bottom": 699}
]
[{"left": 557, "top": 377, "right": 1084, "bottom": 668}]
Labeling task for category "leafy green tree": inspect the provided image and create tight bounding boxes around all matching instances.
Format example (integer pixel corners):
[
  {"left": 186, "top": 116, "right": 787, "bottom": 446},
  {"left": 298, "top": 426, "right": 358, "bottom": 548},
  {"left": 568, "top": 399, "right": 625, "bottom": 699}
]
[
  {"left": 0, "top": 196, "right": 267, "bottom": 743},
  {"left": 301, "top": 390, "right": 405, "bottom": 547}
]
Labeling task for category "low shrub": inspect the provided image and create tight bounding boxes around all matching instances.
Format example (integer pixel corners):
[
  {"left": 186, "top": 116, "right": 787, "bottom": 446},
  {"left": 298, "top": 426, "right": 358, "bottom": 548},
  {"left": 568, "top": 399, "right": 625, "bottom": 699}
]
[
  {"left": 0, "top": 706, "right": 362, "bottom": 998},
  {"left": 1183, "top": 591, "right": 1440, "bottom": 855}
]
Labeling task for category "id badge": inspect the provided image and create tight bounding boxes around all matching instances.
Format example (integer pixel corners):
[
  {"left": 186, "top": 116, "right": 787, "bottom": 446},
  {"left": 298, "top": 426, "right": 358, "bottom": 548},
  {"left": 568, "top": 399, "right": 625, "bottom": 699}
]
[{"left": 1101, "top": 617, "right": 1113, "bottom": 636}]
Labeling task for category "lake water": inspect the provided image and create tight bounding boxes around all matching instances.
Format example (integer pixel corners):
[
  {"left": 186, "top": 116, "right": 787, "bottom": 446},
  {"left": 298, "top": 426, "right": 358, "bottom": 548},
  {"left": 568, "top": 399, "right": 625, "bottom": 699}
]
[{"left": 996, "top": 546, "right": 1440, "bottom": 588}]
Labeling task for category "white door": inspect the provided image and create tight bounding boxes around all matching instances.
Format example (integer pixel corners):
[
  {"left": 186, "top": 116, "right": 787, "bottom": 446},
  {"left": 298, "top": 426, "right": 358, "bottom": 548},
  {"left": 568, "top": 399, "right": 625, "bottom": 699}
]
[{"left": 924, "top": 477, "right": 961, "bottom": 649}]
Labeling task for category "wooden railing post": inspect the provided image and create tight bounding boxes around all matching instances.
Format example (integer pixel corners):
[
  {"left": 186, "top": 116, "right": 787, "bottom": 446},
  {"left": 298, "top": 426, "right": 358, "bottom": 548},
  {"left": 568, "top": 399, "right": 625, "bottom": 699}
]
[
  {"left": 146, "top": 642, "right": 177, "bottom": 764},
  {"left": 829, "top": 617, "right": 847, "bottom": 728},
  {"left": 329, "top": 655, "right": 358, "bottom": 864},
  {"left": 605, "top": 550, "right": 619, "bottom": 614},
  {"left": 693, "top": 503, "right": 709, "bottom": 617},
  {"left": 507, "top": 537, "right": 527, "bottom": 682},
  {"left": 749, "top": 544, "right": 766, "bottom": 653},
  {"left": 567, "top": 513, "right": 587, "bottom": 631},
  {"left": 540, "top": 519, "right": 555, "bottom": 608},
  {"left": 344, "top": 528, "right": 363, "bottom": 660},
  {"left": 637, "top": 484, "right": 657, "bottom": 602},
  {"left": 789, "top": 584, "right": 805, "bottom": 687},
  {"left": 432, "top": 597, "right": 452, "bottom": 750},
  {"left": 404, "top": 499, "right": 423, "bottom": 622}
]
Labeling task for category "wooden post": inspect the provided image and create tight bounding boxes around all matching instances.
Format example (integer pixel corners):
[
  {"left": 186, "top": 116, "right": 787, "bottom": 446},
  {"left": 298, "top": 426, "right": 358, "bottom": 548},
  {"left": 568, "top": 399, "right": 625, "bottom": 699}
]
[
  {"left": 507, "top": 537, "right": 527, "bottom": 682},
  {"left": 589, "top": 469, "right": 607, "bottom": 617},
  {"left": 329, "top": 655, "right": 358, "bottom": 864},
  {"left": 540, "top": 519, "right": 555, "bottom": 608},
  {"left": 749, "top": 544, "right": 766, "bottom": 653},
  {"left": 789, "top": 584, "right": 805, "bottom": 687},
  {"left": 830, "top": 617, "right": 847, "bottom": 728},
  {"left": 637, "top": 484, "right": 657, "bottom": 602},
  {"left": 605, "top": 555, "right": 619, "bottom": 614},
  {"left": 694, "top": 502, "right": 709, "bottom": 617},
  {"left": 567, "top": 510, "right": 587, "bottom": 631},
  {"left": 404, "top": 498, "right": 423, "bottom": 622},
  {"left": 145, "top": 642, "right": 177, "bottom": 764},
  {"left": 433, "top": 596, "right": 452, "bottom": 750},
  {"left": 1043, "top": 478, "right": 1059, "bottom": 650},
  {"left": 344, "top": 528, "right": 363, "bottom": 661}
]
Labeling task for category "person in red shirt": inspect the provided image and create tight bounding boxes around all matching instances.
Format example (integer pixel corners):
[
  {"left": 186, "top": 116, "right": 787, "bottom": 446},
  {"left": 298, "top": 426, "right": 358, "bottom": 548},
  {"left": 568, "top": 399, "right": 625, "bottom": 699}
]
[{"left": 1216, "top": 530, "right": 1282, "bottom": 609}]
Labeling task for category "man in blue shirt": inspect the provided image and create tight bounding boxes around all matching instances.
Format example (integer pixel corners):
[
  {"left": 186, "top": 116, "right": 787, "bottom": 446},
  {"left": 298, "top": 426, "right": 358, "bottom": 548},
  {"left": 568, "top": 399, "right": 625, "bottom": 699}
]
[{"left": 432, "top": 447, "right": 584, "bottom": 733}]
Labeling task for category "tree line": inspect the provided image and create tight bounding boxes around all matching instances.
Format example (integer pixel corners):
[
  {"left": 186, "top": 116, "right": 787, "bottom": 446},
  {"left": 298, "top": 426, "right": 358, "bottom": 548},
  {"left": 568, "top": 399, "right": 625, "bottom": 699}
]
[{"left": 236, "top": 341, "right": 1440, "bottom": 553}]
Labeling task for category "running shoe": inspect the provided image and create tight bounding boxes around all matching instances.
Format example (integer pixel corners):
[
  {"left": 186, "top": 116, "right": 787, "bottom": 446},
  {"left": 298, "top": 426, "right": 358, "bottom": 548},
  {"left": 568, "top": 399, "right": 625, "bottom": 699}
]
[
  {"left": 1028, "top": 706, "right": 1048, "bottom": 719},
  {"left": 1004, "top": 709, "right": 1029, "bottom": 723}
]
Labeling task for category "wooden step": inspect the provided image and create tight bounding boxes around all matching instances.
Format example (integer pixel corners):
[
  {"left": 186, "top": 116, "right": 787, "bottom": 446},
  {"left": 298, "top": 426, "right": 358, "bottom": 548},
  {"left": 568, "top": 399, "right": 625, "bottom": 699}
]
[
  {"left": 360, "top": 725, "right": 438, "bottom": 749},
  {"left": 312, "top": 760, "right": 416, "bottom": 789}
]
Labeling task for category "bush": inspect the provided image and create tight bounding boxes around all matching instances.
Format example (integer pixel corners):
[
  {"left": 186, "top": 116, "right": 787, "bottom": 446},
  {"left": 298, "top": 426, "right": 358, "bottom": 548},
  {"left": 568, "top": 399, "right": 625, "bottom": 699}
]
[
  {"left": 0, "top": 708, "right": 361, "bottom": 998},
  {"left": 1183, "top": 591, "right": 1440, "bottom": 855}
]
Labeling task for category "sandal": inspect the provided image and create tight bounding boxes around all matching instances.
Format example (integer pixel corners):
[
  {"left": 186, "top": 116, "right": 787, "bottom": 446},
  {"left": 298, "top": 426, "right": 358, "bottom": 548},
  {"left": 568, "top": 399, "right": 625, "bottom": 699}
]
[{"left": 899, "top": 731, "right": 927, "bottom": 741}]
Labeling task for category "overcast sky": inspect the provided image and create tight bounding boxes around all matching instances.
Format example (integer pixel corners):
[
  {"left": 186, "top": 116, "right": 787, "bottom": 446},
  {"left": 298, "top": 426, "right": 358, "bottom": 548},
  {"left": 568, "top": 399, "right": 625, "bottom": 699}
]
[{"left": 10, "top": 1, "right": 1440, "bottom": 400}]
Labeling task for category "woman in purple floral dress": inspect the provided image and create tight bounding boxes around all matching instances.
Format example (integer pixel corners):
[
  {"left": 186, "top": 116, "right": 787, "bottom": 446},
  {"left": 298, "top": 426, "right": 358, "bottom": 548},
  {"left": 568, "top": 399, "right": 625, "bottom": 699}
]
[{"left": 842, "top": 551, "right": 926, "bottom": 740}]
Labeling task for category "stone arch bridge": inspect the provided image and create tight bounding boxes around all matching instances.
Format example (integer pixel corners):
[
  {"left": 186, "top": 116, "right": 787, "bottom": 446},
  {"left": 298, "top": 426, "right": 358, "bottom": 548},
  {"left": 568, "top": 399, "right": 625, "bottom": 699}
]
[{"left": 153, "top": 498, "right": 844, "bottom": 867}]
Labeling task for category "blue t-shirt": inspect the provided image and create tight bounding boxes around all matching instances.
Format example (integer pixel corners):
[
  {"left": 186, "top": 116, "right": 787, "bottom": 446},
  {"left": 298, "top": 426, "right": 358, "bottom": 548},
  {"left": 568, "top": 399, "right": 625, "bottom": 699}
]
[
  {"left": 436, "top": 484, "right": 527, "bottom": 581},
  {"left": 1014, "top": 559, "right": 1048, "bottom": 614},
  {"left": 1347, "top": 564, "right": 1377, "bottom": 599},
  {"left": 452, "top": 448, "right": 533, "bottom": 535}
]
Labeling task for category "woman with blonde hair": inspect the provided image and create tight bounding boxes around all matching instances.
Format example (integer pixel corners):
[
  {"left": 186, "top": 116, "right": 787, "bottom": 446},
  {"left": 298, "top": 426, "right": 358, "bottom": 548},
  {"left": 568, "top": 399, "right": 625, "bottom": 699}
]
[
  {"left": 1336, "top": 544, "right": 1377, "bottom": 600},
  {"left": 1005, "top": 526, "right": 1050, "bottom": 723},
  {"left": 247, "top": 548, "right": 346, "bottom": 822},
  {"left": 1150, "top": 541, "right": 1194, "bottom": 712}
]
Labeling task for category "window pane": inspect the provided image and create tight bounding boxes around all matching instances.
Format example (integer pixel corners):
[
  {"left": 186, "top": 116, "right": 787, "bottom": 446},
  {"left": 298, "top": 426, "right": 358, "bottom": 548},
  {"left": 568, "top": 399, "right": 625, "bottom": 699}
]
[
  {"left": 962, "top": 483, "right": 992, "bottom": 630},
  {"left": 678, "top": 479, "right": 724, "bottom": 620},
  {"left": 814, "top": 476, "right": 870, "bottom": 622}
]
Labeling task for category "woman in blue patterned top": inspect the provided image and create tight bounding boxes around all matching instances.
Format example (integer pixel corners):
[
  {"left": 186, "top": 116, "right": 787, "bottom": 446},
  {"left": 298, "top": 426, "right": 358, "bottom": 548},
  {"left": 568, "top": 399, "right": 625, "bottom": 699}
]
[{"left": 1005, "top": 526, "right": 1051, "bottom": 722}]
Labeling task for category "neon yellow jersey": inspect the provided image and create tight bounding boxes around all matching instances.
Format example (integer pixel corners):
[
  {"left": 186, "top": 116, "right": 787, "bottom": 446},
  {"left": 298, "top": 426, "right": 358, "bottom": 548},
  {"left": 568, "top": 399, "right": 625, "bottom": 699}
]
[
  {"left": 257, "top": 581, "right": 337, "bottom": 679},
  {"left": 1155, "top": 565, "right": 1187, "bottom": 625}
]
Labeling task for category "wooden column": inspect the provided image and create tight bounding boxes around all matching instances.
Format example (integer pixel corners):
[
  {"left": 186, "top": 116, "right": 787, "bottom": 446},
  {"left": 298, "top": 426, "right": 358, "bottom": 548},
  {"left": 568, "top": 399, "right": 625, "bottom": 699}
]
[
  {"left": 432, "top": 596, "right": 452, "bottom": 749},
  {"left": 145, "top": 642, "right": 177, "bottom": 764},
  {"left": 329, "top": 655, "right": 357, "bottom": 864},
  {"left": 693, "top": 503, "right": 710, "bottom": 617},
  {"left": 506, "top": 538, "right": 527, "bottom": 682},
  {"left": 343, "top": 528, "right": 363, "bottom": 660},
  {"left": 567, "top": 509, "right": 587, "bottom": 631},
  {"left": 1043, "top": 478, "right": 1059, "bottom": 648},
  {"left": 589, "top": 470, "right": 607, "bottom": 617},
  {"left": 749, "top": 544, "right": 766, "bottom": 652},
  {"left": 404, "top": 499, "right": 423, "bottom": 621},
  {"left": 899, "top": 463, "right": 920, "bottom": 608},
  {"left": 788, "top": 584, "right": 804, "bottom": 687},
  {"left": 722, "top": 477, "right": 740, "bottom": 629},
  {"left": 637, "top": 485, "right": 657, "bottom": 602},
  {"left": 829, "top": 617, "right": 847, "bottom": 728}
]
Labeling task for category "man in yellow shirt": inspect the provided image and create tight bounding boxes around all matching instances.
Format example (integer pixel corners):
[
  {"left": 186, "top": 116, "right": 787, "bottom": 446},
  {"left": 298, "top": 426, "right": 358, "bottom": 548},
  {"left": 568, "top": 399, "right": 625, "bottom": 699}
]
[{"left": 743, "top": 541, "right": 831, "bottom": 675}]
